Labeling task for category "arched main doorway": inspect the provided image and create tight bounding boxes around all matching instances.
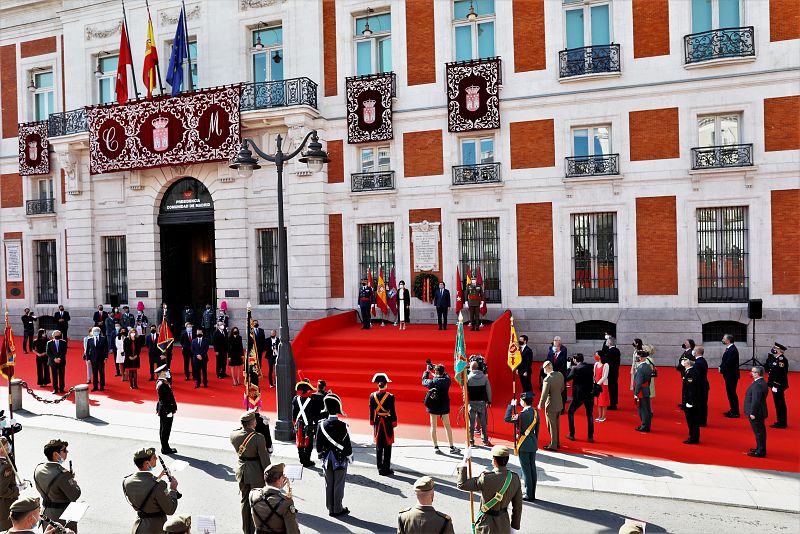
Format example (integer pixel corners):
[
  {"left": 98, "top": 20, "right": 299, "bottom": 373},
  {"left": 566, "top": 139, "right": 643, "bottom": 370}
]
[{"left": 158, "top": 178, "right": 216, "bottom": 336}]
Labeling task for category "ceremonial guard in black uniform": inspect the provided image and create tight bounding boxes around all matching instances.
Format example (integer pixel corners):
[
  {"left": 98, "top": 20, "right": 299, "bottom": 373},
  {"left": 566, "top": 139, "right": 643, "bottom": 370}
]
[
  {"left": 155, "top": 364, "right": 178, "bottom": 455},
  {"left": 249, "top": 463, "right": 301, "bottom": 534},
  {"left": 292, "top": 380, "right": 321, "bottom": 467},
  {"left": 358, "top": 278, "right": 375, "bottom": 329},
  {"left": 766, "top": 342, "right": 789, "bottom": 429},
  {"left": 680, "top": 354, "right": 701, "bottom": 444},
  {"left": 369, "top": 373, "right": 397, "bottom": 476},
  {"left": 316, "top": 394, "right": 353, "bottom": 517},
  {"left": 33, "top": 439, "right": 81, "bottom": 532},
  {"left": 122, "top": 447, "right": 180, "bottom": 534}
]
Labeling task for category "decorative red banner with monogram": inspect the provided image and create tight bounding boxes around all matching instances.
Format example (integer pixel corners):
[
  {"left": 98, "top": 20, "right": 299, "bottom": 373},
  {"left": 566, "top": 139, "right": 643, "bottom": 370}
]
[
  {"left": 346, "top": 73, "right": 394, "bottom": 144},
  {"left": 87, "top": 85, "right": 241, "bottom": 175},
  {"left": 446, "top": 57, "right": 501, "bottom": 133},
  {"left": 18, "top": 121, "right": 50, "bottom": 176}
]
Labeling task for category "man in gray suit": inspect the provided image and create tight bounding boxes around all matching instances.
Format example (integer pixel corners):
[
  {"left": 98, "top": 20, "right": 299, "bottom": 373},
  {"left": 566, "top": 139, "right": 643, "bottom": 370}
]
[
  {"left": 633, "top": 351, "right": 653, "bottom": 432},
  {"left": 744, "top": 366, "right": 769, "bottom": 458},
  {"left": 538, "top": 360, "right": 564, "bottom": 450}
]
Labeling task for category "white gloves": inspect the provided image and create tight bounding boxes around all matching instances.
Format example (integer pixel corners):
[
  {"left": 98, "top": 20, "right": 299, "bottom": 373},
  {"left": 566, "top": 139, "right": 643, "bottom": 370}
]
[
  {"left": 511, "top": 399, "right": 518, "bottom": 407},
  {"left": 772, "top": 387, "right": 778, "bottom": 393},
  {"left": 347, "top": 455, "right": 354, "bottom": 464},
  {"left": 463, "top": 446, "right": 473, "bottom": 460},
  {"left": 685, "top": 403, "right": 693, "bottom": 408},
  {"left": 269, "top": 447, "right": 274, "bottom": 454}
]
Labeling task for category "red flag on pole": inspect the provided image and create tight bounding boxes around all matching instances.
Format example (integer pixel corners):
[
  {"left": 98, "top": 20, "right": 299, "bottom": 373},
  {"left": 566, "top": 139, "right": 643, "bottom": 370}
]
[
  {"left": 455, "top": 266, "right": 464, "bottom": 314},
  {"left": 477, "top": 266, "right": 487, "bottom": 316},
  {"left": 116, "top": 21, "right": 133, "bottom": 104},
  {"left": 387, "top": 268, "right": 398, "bottom": 316},
  {"left": 0, "top": 322, "right": 16, "bottom": 381}
]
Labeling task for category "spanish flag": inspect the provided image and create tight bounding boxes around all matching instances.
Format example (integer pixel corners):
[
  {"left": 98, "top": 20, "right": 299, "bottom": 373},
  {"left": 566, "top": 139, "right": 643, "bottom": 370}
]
[
  {"left": 142, "top": 14, "right": 159, "bottom": 99},
  {"left": 376, "top": 267, "right": 388, "bottom": 315},
  {"left": 0, "top": 311, "right": 16, "bottom": 381}
]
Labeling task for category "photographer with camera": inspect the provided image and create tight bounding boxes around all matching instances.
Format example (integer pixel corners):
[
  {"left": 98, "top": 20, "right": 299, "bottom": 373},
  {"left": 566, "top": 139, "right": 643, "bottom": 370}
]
[{"left": 422, "top": 361, "right": 459, "bottom": 454}]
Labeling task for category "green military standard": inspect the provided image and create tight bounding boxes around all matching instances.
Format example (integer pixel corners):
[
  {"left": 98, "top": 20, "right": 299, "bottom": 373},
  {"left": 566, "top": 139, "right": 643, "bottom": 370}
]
[
  {"left": 249, "top": 463, "right": 300, "bottom": 534},
  {"left": 465, "top": 281, "right": 484, "bottom": 331},
  {"left": 231, "top": 410, "right": 271, "bottom": 534},
  {"left": 397, "top": 476, "right": 454, "bottom": 534},
  {"left": 457, "top": 445, "right": 522, "bottom": 534},
  {"left": 122, "top": 447, "right": 180, "bottom": 534},
  {"left": 0, "top": 437, "right": 20, "bottom": 531},
  {"left": 33, "top": 439, "right": 82, "bottom": 532}
]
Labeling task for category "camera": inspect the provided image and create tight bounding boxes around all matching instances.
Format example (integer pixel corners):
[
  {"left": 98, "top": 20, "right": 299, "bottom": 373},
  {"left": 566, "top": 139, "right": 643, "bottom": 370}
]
[
  {"left": 425, "top": 358, "right": 434, "bottom": 371},
  {"left": 0, "top": 410, "right": 22, "bottom": 438}
]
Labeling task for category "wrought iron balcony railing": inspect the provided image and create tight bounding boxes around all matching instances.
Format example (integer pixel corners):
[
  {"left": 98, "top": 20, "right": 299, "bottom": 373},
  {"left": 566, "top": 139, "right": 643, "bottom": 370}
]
[
  {"left": 684, "top": 27, "right": 755, "bottom": 64},
  {"left": 351, "top": 171, "right": 395, "bottom": 192},
  {"left": 240, "top": 77, "right": 318, "bottom": 111},
  {"left": 565, "top": 154, "right": 620, "bottom": 177},
  {"left": 26, "top": 198, "right": 55, "bottom": 215},
  {"left": 691, "top": 144, "right": 753, "bottom": 170},
  {"left": 346, "top": 72, "right": 397, "bottom": 97},
  {"left": 48, "top": 108, "right": 87, "bottom": 137},
  {"left": 559, "top": 44, "right": 621, "bottom": 79},
  {"left": 452, "top": 162, "right": 501, "bottom": 186}
]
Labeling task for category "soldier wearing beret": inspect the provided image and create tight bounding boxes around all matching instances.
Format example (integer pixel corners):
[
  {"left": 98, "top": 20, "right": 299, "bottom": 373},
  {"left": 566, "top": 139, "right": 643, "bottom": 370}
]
[
  {"left": 122, "top": 447, "right": 180, "bottom": 534},
  {"left": 680, "top": 354, "right": 701, "bottom": 445},
  {"left": 370, "top": 373, "right": 397, "bottom": 476},
  {"left": 249, "top": 463, "right": 300, "bottom": 534},
  {"left": 9, "top": 496, "right": 72, "bottom": 534},
  {"left": 0, "top": 437, "right": 20, "bottom": 531},
  {"left": 231, "top": 410, "right": 271, "bottom": 534},
  {"left": 397, "top": 476, "right": 454, "bottom": 534},
  {"left": 163, "top": 514, "right": 191, "bottom": 533},
  {"left": 457, "top": 445, "right": 522, "bottom": 534},
  {"left": 33, "top": 439, "right": 81, "bottom": 532},
  {"left": 766, "top": 342, "right": 789, "bottom": 429}
]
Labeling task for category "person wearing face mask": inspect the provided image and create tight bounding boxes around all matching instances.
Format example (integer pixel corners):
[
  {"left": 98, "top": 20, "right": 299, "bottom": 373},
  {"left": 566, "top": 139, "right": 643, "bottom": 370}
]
[
  {"left": 46, "top": 330, "right": 68, "bottom": 395},
  {"left": 680, "top": 354, "right": 701, "bottom": 445},
  {"left": 106, "top": 315, "right": 119, "bottom": 374},
  {"left": 33, "top": 439, "right": 82, "bottom": 532},
  {"left": 86, "top": 327, "right": 108, "bottom": 391},
  {"left": 122, "top": 447, "right": 180, "bottom": 533},
  {"left": 147, "top": 325, "right": 164, "bottom": 381},
  {"left": 358, "top": 278, "right": 376, "bottom": 330},
  {"left": 432, "top": 282, "right": 451, "bottom": 331},
  {"left": 593, "top": 352, "right": 610, "bottom": 423},
  {"left": 156, "top": 364, "right": 178, "bottom": 454},
  {"left": 252, "top": 320, "right": 267, "bottom": 375},
  {"left": 115, "top": 327, "right": 129, "bottom": 383},
  {"left": 92, "top": 304, "right": 107, "bottom": 330},
  {"left": 212, "top": 322, "right": 230, "bottom": 380},
  {"left": 465, "top": 279, "right": 484, "bottom": 331},
  {"left": 81, "top": 328, "right": 93, "bottom": 385},
  {"left": 191, "top": 327, "right": 210, "bottom": 388},
  {"left": 228, "top": 327, "right": 244, "bottom": 387},
  {"left": 397, "top": 280, "right": 411, "bottom": 330},
  {"left": 54, "top": 305, "right": 70, "bottom": 340},
  {"left": 765, "top": 342, "right": 790, "bottom": 429},
  {"left": 33, "top": 329, "right": 50, "bottom": 387},
  {"left": 201, "top": 303, "right": 215, "bottom": 334},
  {"left": 541, "top": 337, "right": 569, "bottom": 409},
  {"left": 676, "top": 339, "right": 695, "bottom": 375},
  {"left": 124, "top": 329, "right": 142, "bottom": 390},
  {"left": 267, "top": 329, "right": 280, "bottom": 387},
  {"left": 600, "top": 335, "right": 621, "bottom": 410},
  {"left": 7, "top": 496, "right": 68, "bottom": 534},
  {"left": 720, "top": 334, "right": 741, "bottom": 418},
  {"left": 179, "top": 322, "right": 194, "bottom": 381},
  {"left": 517, "top": 335, "right": 534, "bottom": 393},
  {"left": 692, "top": 345, "right": 710, "bottom": 427}
]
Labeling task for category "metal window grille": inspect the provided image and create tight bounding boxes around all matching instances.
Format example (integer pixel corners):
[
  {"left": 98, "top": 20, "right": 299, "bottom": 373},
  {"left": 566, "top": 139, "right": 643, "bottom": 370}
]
[
  {"left": 701, "top": 321, "right": 747, "bottom": 343},
  {"left": 697, "top": 207, "right": 749, "bottom": 303},
  {"left": 103, "top": 236, "right": 128, "bottom": 305},
  {"left": 571, "top": 212, "right": 618, "bottom": 303},
  {"left": 576, "top": 320, "right": 617, "bottom": 341},
  {"left": 35, "top": 239, "right": 58, "bottom": 304},
  {"left": 258, "top": 229, "right": 279, "bottom": 305},
  {"left": 458, "top": 218, "right": 501, "bottom": 303},
  {"left": 358, "top": 223, "right": 395, "bottom": 285}
]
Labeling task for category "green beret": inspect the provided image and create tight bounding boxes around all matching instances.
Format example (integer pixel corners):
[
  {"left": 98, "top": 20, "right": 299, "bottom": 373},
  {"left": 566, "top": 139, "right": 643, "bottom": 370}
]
[
  {"left": 491, "top": 445, "right": 510, "bottom": 458},
  {"left": 414, "top": 476, "right": 435, "bottom": 491},
  {"left": 10, "top": 496, "right": 40, "bottom": 513},
  {"left": 134, "top": 447, "right": 156, "bottom": 462},
  {"left": 264, "top": 462, "right": 285, "bottom": 478},
  {"left": 163, "top": 514, "right": 192, "bottom": 532},
  {"left": 241, "top": 410, "right": 257, "bottom": 423}
]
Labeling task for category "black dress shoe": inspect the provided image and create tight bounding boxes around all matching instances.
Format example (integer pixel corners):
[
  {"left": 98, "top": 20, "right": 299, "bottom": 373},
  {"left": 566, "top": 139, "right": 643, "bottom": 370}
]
[
  {"left": 724, "top": 413, "right": 741, "bottom": 419},
  {"left": 330, "top": 508, "right": 350, "bottom": 517},
  {"left": 161, "top": 448, "right": 177, "bottom": 454},
  {"left": 770, "top": 423, "right": 787, "bottom": 429},
  {"left": 635, "top": 427, "right": 650, "bottom": 432},
  {"left": 683, "top": 439, "right": 699, "bottom": 445},
  {"left": 523, "top": 496, "right": 536, "bottom": 502},
  {"left": 747, "top": 451, "right": 765, "bottom": 458},
  {"left": 194, "top": 385, "right": 200, "bottom": 389}
]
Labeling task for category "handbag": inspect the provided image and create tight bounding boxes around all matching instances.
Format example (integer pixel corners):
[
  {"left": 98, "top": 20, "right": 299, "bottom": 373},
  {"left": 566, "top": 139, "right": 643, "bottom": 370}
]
[
  {"left": 423, "top": 387, "right": 439, "bottom": 409},
  {"left": 592, "top": 383, "right": 603, "bottom": 397}
]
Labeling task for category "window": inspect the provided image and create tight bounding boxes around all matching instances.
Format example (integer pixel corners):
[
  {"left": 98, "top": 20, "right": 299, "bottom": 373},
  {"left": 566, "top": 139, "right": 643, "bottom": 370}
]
[
  {"left": 576, "top": 320, "right": 617, "bottom": 341},
  {"left": 355, "top": 12, "right": 391, "bottom": 75},
  {"left": 37, "top": 178, "right": 54, "bottom": 200},
  {"left": 32, "top": 70, "right": 54, "bottom": 121},
  {"left": 97, "top": 55, "right": 118, "bottom": 104},
  {"left": 572, "top": 126, "right": 610, "bottom": 157},
  {"left": 454, "top": 0, "right": 495, "bottom": 61},
  {"left": 692, "top": 0, "right": 740, "bottom": 33},
  {"left": 571, "top": 212, "right": 617, "bottom": 303},
  {"left": 360, "top": 146, "right": 391, "bottom": 172},
  {"left": 188, "top": 41, "right": 198, "bottom": 85},
  {"left": 702, "top": 320, "right": 747, "bottom": 343},
  {"left": 358, "top": 223, "right": 395, "bottom": 286},
  {"left": 103, "top": 236, "right": 128, "bottom": 305},
  {"left": 564, "top": 1, "right": 611, "bottom": 50},
  {"left": 460, "top": 137, "right": 494, "bottom": 164},
  {"left": 35, "top": 239, "right": 58, "bottom": 304},
  {"left": 697, "top": 207, "right": 748, "bottom": 302},
  {"left": 458, "top": 218, "right": 501, "bottom": 303},
  {"left": 252, "top": 27, "right": 283, "bottom": 83},
  {"left": 698, "top": 115, "right": 740, "bottom": 147},
  {"left": 258, "top": 229, "right": 279, "bottom": 305}
]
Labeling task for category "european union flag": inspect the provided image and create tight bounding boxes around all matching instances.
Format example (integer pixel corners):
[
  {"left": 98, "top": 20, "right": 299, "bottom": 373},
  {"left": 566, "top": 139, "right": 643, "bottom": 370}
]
[{"left": 165, "top": 7, "right": 187, "bottom": 96}]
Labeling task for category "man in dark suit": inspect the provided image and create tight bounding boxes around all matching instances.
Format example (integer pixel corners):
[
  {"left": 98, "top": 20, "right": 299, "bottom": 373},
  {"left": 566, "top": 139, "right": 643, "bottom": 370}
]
[
  {"left": 267, "top": 329, "right": 280, "bottom": 387},
  {"left": 92, "top": 305, "right": 107, "bottom": 330},
  {"left": 146, "top": 324, "right": 165, "bottom": 381},
  {"left": 743, "top": 366, "right": 769, "bottom": 457},
  {"left": 517, "top": 335, "right": 534, "bottom": 393},
  {"left": 541, "top": 336, "right": 569, "bottom": 408},
  {"left": 565, "top": 353, "right": 594, "bottom": 442},
  {"left": 86, "top": 327, "right": 108, "bottom": 391},
  {"left": 433, "top": 282, "right": 451, "bottom": 331},
  {"left": 680, "top": 354, "right": 701, "bottom": 444},
  {"left": 191, "top": 327, "right": 210, "bottom": 388},
  {"left": 253, "top": 320, "right": 267, "bottom": 374},
  {"left": 46, "top": 330, "right": 68, "bottom": 394},
  {"left": 179, "top": 322, "right": 194, "bottom": 381},
  {"left": 693, "top": 345, "right": 710, "bottom": 426},
  {"left": 155, "top": 364, "right": 178, "bottom": 454},
  {"left": 54, "top": 305, "right": 70, "bottom": 339},
  {"left": 720, "top": 334, "right": 740, "bottom": 417},
  {"left": 600, "top": 335, "right": 622, "bottom": 410}
]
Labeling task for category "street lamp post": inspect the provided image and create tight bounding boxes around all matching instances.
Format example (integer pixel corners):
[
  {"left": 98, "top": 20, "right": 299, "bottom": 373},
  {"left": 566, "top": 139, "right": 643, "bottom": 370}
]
[{"left": 230, "top": 130, "right": 329, "bottom": 441}]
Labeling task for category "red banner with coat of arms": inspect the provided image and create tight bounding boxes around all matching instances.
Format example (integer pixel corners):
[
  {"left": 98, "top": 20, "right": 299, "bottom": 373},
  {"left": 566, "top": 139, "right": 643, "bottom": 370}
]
[
  {"left": 446, "top": 57, "right": 501, "bottom": 133},
  {"left": 18, "top": 121, "right": 50, "bottom": 176},
  {"left": 346, "top": 73, "right": 394, "bottom": 144},
  {"left": 87, "top": 85, "right": 240, "bottom": 175}
]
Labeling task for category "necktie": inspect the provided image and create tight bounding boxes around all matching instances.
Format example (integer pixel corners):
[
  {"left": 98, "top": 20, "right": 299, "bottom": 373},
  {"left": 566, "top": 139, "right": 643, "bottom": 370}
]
[{"left": 55, "top": 340, "right": 59, "bottom": 352}]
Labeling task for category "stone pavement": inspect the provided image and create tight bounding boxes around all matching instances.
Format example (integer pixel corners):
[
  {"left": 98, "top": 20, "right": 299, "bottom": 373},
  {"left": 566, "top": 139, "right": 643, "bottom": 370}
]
[{"left": 8, "top": 400, "right": 799, "bottom": 515}]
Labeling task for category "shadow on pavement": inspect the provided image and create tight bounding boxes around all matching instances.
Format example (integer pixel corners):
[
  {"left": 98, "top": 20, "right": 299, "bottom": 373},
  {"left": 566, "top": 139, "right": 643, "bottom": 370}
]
[
  {"left": 578, "top": 452, "right": 683, "bottom": 479},
  {"left": 172, "top": 453, "right": 236, "bottom": 482},
  {"left": 347, "top": 473, "right": 406, "bottom": 497},
  {"left": 535, "top": 500, "right": 668, "bottom": 533}
]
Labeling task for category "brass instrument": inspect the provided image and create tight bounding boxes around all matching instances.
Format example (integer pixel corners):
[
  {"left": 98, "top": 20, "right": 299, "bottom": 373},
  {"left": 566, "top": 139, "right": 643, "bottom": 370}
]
[
  {"left": 157, "top": 455, "right": 182, "bottom": 499},
  {"left": 286, "top": 477, "right": 293, "bottom": 500},
  {"left": 40, "top": 514, "right": 71, "bottom": 534}
]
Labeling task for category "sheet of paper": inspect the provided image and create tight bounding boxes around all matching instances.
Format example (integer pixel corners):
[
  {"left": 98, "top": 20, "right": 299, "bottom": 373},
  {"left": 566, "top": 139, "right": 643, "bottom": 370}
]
[
  {"left": 59, "top": 502, "right": 89, "bottom": 522},
  {"left": 169, "top": 459, "right": 189, "bottom": 472},
  {"left": 283, "top": 464, "right": 304, "bottom": 481},
  {"left": 195, "top": 515, "right": 216, "bottom": 533}
]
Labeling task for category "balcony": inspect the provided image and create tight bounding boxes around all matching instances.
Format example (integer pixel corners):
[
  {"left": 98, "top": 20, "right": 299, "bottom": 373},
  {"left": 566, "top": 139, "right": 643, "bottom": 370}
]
[
  {"left": 239, "top": 77, "right": 318, "bottom": 111},
  {"left": 565, "top": 154, "right": 620, "bottom": 178},
  {"left": 684, "top": 27, "right": 755, "bottom": 65},
  {"left": 26, "top": 198, "right": 55, "bottom": 215},
  {"left": 351, "top": 171, "right": 395, "bottom": 193},
  {"left": 48, "top": 108, "right": 87, "bottom": 137},
  {"left": 691, "top": 144, "right": 753, "bottom": 170},
  {"left": 559, "top": 44, "right": 620, "bottom": 79},
  {"left": 452, "top": 162, "right": 501, "bottom": 186}
]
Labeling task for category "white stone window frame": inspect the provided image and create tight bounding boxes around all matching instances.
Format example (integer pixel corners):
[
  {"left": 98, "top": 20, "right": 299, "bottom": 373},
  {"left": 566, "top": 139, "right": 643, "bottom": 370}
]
[
  {"left": 163, "top": 37, "right": 199, "bottom": 89},
  {"left": 687, "top": 103, "right": 752, "bottom": 151},
  {"left": 249, "top": 24, "right": 283, "bottom": 83},
  {"left": 358, "top": 144, "right": 392, "bottom": 173},
  {"left": 18, "top": 54, "right": 59, "bottom": 124},
  {"left": 561, "top": 0, "right": 614, "bottom": 49},
  {"left": 569, "top": 124, "right": 613, "bottom": 157},
  {"left": 94, "top": 51, "right": 120, "bottom": 105},
  {"left": 458, "top": 134, "right": 496, "bottom": 164},
  {"left": 452, "top": 2, "right": 496, "bottom": 61},
  {"left": 689, "top": 0, "right": 746, "bottom": 32},
  {"left": 353, "top": 8, "right": 392, "bottom": 76}
]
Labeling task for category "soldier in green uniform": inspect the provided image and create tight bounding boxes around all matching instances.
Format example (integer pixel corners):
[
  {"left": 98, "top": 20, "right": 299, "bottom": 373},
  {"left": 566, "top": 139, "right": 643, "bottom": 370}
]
[
  {"left": 465, "top": 280, "right": 484, "bottom": 331},
  {"left": 33, "top": 439, "right": 81, "bottom": 531},
  {"left": 0, "top": 437, "right": 20, "bottom": 531},
  {"left": 249, "top": 463, "right": 300, "bottom": 534},
  {"left": 163, "top": 514, "right": 191, "bottom": 533},
  {"left": 397, "top": 476, "right": 454, "bottom": 534},
  {"left": 122, "top": 447, "right": 180, "bottom": 534},
  {"left": 8, "top": 496, "right": 65, "bottom": 534},
  {"left": 230, "top": 410, "right": 271, "bottom": 534},
  {"left": 457, "top": 445, "right": 522, "bottom": 534}
]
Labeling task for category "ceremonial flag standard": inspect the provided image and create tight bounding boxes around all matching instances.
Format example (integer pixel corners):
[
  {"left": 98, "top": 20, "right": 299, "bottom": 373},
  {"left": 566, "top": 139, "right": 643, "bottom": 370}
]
[
  {"left": 507, "top": 316, "right": 521, "bottom": 371},
  {"left": 165, "top": 7, "right": 187, "bottom": 96},
  {"left": 455, "top": 266, "right": 464, "bottom": 314},
  {"left": 453, "top": 312, "right": 468, "bottom": 387},
  {"left": 157, "top": 312, "right": 174, "bottom": 353},
  {"left": 142, "top": 14, "right": 159, "bottom": 99},
  {"left": 115, "top": 20, "right": 133, "bottom": 104},
  {"left": 466, "top": 266, "right": 472, "bottom": 286},
  {"left": 368, "top": 267, "right": 376, "bottom": 316},
  {"left": 476, "top": 266, "right": 488, "bottom": 316},
  {"left": 0, "top": 318, "right": 15, "bottom": 381},
  {"left": 387, "top": 268, "right": 398, "bottom": 316},
  {"left": 376, "top": 267, "right": 388, "bottom": 314}
]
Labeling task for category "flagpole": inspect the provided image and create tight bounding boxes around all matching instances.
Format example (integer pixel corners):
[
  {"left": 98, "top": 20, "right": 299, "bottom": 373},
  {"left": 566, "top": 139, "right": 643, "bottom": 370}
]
[
  {"left": 456, "top": 313, "right": 475, "bottom": 530},
  {"left": 3, "top": 306, "right": 15, "bottom": 469},
  {"left": 121, "top": 0, "right": 140, "bottom": 98},
  {"left": 145, "top": 0, "right": 165, "bottom": 95},
  {"left": 181, "top": 0, "right": 194, "bottom": 91},
  {"left": 245, "top": 303, "right": 252, "bottom": 398}
]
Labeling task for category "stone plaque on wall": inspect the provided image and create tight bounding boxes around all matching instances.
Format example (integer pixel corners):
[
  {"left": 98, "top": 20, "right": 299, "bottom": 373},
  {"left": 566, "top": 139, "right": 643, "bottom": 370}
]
[
  {"left": 4, "top": 241, "right": 23, "bottom": 282},
  {"left": 410, "top": 220, "right": 440, "bottom": 272}
]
